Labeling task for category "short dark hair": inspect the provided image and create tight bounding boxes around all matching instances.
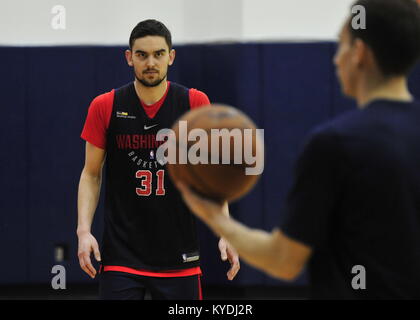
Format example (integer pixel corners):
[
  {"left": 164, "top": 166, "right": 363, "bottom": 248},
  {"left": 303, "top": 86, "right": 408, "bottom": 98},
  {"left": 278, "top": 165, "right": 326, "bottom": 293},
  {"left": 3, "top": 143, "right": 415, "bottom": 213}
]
[
  {"left": 129, "top": 19, "right": 172, "bottom": 50},
  {"left": 348, "top": 0, "right": 420, "bottom": 77}
]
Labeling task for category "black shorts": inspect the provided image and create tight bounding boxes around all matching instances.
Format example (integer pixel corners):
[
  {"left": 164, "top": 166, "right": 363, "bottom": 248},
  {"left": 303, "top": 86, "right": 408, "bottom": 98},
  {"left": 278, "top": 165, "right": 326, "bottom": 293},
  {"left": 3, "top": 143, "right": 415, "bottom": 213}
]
[{"left": 99, "top": 271, "right": 203, "bottom": 300}]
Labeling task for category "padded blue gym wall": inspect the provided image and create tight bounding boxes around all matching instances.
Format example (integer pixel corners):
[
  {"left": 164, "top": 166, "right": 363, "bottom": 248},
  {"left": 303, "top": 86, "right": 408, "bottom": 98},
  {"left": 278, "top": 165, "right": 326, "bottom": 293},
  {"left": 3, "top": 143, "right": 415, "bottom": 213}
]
[{"left": 0, "top": 43, "right": 419, "bottom": 287}]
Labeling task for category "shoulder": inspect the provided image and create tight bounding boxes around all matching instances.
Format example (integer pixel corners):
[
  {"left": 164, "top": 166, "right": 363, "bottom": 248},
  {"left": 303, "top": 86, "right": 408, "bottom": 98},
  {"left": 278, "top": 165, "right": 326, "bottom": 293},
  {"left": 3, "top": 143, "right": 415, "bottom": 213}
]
[
  {"left": 188, "top": 88, "right": 209, "bottom": 100},
  {"left": 169, "top": 81, "right": 210, "bottom": 108},
  {"left": 85, "top": 90, "right": 115, "bottom": 133},
  {"left": 322, "top": 109, "right": 364, "bottom": 132},
  {"left": 299, "top": 108, "right": 379, "bottom": 166},
  {"left": 189, "top": 88, "right": 210, "bottom": 109},
  {"left": 301, "top": 126, "right": 340, "bottom": 160},
  {"left": 89, "top": 90, "right": 115, "bottom": 111},
  {"left": 306, "top": 108, "right": 366, "bottom": 144},
  {"left": 305, "top": 119, "right": 343, "bottom": 147},
  {"left": 299, "top": 115, "right": 355, "bottom": 162}
]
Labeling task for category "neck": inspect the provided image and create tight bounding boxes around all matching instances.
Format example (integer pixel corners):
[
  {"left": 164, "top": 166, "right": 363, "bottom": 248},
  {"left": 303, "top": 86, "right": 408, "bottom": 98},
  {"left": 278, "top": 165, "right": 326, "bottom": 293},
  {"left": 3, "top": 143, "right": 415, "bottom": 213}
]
[
  {"left": 356, "top": 75, "right": 412, "bottom": 108},
  {"left": 134, "top": 78, "right": 168, "bottom": 105}
]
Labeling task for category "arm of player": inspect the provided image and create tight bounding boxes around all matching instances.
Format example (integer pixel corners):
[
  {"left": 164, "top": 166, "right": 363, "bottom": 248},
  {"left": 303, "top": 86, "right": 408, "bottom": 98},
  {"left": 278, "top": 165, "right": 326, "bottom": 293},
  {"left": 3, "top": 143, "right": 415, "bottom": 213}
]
[
  {"left": 176, "top": 182, "right": 312, "bottom": 281},
  {"left": 77, "top": 142, "right": 106, "bottom": 279},
  {"left": 190, "top": 89, "right": 243, "bottom": 278},
  {"left": 218, "top": 207, "right": 240, "bottom": 281}
]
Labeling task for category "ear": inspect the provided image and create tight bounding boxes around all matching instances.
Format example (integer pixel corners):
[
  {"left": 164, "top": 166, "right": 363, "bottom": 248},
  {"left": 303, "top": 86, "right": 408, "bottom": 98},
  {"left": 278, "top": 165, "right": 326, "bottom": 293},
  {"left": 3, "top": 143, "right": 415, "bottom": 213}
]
[
  {"left": 125, "top": 49, "right": 134, "bottom": 67},
  {"left": 352, "top": 38, "right": 367, "bottom": 69},
  {"left": 168, "top": 49, "right": 176, "bottom": 66}
]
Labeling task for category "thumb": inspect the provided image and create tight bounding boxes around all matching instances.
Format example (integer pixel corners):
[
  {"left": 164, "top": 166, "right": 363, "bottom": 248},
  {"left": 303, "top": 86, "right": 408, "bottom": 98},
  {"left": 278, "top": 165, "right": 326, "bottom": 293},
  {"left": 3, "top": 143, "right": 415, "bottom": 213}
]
[
  {"left": 219, "top": 241, "right": 227, "bottom": 261},
  {"left": 93, "top": 244, "right": 101, "bottom": 262},
  {"left": 221, "top": 250, "right": 227, "bottom": 261}
]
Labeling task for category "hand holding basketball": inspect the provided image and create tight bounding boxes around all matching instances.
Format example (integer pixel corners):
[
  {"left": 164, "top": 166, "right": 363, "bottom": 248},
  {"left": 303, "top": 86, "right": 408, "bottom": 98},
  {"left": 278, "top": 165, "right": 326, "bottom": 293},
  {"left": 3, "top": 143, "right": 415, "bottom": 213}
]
[
  {"left": 176, "top": 181, "right": 228, "bottom": 222},
  {"left": 167, "top": 104, "right": 264, "bottom": 203}
]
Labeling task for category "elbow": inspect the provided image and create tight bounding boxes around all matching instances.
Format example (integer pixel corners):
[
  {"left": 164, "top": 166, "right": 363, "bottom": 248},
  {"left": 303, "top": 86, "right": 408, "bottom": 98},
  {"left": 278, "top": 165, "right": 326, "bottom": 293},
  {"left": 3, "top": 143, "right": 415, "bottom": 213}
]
[{"left": 81, "top": 167, "right": 102, "bottom": 182}]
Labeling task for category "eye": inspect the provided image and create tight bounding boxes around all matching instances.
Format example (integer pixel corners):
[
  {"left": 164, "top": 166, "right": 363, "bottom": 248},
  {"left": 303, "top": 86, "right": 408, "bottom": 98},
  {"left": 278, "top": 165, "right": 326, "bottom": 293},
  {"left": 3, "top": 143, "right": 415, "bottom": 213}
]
[{"left": 155, "top": 51, "right": 165, "bottom": 58}]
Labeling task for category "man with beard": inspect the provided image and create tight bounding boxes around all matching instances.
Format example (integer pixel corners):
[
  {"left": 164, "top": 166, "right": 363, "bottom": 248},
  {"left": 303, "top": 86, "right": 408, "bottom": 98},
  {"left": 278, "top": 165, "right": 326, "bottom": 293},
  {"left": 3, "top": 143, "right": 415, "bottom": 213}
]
[{"left": 77, "top": 19, "right": 240, "bottom": 300}]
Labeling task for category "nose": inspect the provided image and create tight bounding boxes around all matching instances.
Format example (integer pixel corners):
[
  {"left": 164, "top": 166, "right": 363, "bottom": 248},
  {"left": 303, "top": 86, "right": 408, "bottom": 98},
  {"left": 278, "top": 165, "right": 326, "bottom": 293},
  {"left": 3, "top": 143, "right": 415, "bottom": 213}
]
[{"left": 146, "top": 56, "right": 157, "bottom": 68}]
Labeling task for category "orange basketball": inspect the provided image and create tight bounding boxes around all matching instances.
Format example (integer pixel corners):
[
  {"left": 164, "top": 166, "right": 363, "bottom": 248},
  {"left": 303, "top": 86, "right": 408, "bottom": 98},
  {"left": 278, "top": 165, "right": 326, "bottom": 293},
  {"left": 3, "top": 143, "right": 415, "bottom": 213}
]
[{"left": 167, "top": 104, "right": 264, "bottom": 202}]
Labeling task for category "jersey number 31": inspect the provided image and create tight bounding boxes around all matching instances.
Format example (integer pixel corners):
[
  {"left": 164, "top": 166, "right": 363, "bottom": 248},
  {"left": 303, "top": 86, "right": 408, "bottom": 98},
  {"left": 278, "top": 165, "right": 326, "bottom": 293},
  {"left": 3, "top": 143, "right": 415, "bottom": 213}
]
[{"left": 135, "top": 170, "right": 166, "bottom": 196}]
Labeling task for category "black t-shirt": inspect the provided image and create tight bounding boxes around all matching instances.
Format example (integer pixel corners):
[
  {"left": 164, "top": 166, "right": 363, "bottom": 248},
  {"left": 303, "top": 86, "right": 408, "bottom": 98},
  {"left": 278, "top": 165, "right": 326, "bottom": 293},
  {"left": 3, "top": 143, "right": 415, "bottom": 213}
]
[{"left": 281, "top": 99, "right": 420, "bottom": 299}]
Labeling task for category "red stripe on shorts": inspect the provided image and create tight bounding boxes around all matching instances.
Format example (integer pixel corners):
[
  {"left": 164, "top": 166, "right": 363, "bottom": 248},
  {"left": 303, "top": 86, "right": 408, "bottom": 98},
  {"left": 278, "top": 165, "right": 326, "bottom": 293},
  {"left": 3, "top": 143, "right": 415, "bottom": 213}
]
[
  {"left": 198, "top": 274, "right": 203, "bottom": 300},
  {"left": 103, "top": 265, "right": 202, "bottom": 278}
]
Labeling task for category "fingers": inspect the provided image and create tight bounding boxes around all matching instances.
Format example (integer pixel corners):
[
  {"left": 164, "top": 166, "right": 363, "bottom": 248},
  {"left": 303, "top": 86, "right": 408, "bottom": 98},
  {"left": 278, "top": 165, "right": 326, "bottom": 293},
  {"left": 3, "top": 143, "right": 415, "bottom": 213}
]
[
  {"left": 78, "top": 252, "right": 97, "bottom": 279},
  {"left": 227, "top": 256, "right": 240, "bottom": 281},
  {"left": 221, "top": 251, "right": 228, "bottom": 261},
  {"left": 78, "top": 234, "right": 101, "bottom": 279},
  {"left": 219, "top": 239, "right": 228, "bottom": 261},
  {"left": 222, "top": 241, "right": 240, "bottom": 280},
  {"left": 93, "top": 242, "right": 102, "bottom": 262}
]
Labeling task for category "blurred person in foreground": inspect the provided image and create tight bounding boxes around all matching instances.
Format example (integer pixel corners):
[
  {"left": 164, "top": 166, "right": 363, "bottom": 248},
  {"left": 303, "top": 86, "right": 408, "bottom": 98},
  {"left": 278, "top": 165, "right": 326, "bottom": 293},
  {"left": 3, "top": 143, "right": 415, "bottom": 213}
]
[{"left": 177, "top": 0, "right": 420, "bottom": 299}]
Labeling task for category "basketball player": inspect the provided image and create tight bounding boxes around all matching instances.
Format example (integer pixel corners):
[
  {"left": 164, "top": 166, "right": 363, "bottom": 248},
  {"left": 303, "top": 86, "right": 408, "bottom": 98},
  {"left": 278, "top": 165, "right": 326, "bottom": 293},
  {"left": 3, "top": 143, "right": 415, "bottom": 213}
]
[
  {"left": 77, "top": 19, "right": 240, "bottom": 300},
  {"left": 177, "top": 0, "right": 420, "bottom": 299}
]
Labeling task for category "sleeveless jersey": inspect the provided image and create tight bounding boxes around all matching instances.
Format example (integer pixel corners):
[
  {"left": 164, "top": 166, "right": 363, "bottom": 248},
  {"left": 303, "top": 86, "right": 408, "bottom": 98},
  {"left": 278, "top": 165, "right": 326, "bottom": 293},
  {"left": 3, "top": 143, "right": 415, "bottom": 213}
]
[{"left": 102, "top": 82, "right": 200, "bottom": 271}]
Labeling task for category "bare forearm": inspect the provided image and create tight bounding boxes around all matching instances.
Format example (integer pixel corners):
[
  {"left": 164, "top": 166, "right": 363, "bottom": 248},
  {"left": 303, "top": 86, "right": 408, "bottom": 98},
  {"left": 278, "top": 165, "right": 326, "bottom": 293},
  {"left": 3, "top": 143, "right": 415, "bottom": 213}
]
[
  {"left": 77, "top": 170, "right": 102, "bottom": 235},
  {"left": 176, "top": 183, "right": 309, "bottom": 280}
]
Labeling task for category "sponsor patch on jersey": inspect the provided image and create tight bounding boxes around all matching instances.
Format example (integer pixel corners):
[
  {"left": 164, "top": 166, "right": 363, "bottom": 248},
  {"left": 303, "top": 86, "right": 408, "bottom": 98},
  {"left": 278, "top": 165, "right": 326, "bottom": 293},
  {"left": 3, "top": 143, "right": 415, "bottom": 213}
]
[
  {"left": 182, "top": 251, "right": 200, "bottom": 263},
  {"left": 116, "top": 111, "right": 136, "bottom": 119}
]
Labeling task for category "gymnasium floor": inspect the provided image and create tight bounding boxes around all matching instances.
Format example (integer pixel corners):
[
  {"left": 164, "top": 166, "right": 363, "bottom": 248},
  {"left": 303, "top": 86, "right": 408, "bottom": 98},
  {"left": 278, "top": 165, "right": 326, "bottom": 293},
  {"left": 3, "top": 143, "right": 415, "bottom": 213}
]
[{"left": 0, "top": 285, "right": 308, "bottom": 300}]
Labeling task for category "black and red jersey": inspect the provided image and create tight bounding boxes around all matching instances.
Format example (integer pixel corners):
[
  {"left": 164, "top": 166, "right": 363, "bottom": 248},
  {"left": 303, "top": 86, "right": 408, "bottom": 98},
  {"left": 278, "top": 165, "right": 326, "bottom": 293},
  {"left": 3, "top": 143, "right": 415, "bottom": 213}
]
[{"left": 81, "top": 81, "right": 210, "bottom": 275}]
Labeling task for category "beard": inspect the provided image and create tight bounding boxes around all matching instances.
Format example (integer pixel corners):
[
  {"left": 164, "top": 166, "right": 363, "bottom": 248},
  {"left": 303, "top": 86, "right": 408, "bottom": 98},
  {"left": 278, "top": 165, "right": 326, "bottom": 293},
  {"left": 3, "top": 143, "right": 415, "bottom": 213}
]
[{"left": 135, "top": 69, "right": 168, "bottom": 87}]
